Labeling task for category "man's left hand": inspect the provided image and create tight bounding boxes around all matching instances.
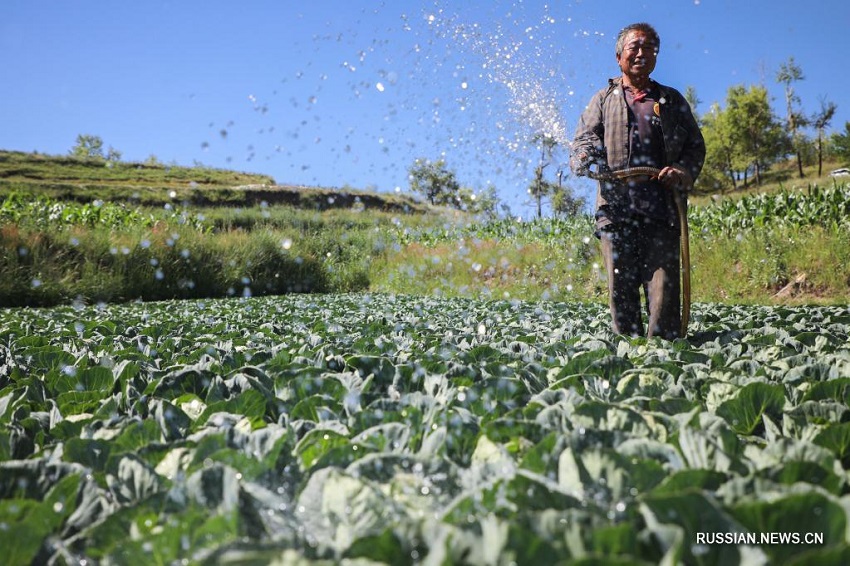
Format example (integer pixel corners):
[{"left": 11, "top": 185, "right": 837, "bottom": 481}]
[{"left": 655, "top": 166, "right": 692, "bottom": 190}]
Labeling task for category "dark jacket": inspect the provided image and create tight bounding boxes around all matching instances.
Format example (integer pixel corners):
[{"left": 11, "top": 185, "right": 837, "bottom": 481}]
[{"left": 571, "top": 77, "right": 705, "bottom": 227}]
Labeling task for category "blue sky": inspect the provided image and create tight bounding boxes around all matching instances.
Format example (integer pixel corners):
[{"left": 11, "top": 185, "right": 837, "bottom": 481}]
[{"left": 2, "top": 0, "right": 847, "bottom": 216}]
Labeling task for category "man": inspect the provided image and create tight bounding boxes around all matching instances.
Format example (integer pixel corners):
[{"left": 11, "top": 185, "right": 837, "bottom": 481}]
[{"left": 571, "top": 22, "right": 705, "bottom": 339}]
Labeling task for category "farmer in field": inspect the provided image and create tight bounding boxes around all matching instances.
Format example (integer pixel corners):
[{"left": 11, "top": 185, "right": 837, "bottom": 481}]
[{"left": 570, "top": 22, "right": 705, "bottom": 339}]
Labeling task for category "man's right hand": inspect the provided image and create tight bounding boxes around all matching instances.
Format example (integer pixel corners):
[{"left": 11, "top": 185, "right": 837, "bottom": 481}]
[{"left": 571, "top": 152, "right": 592, "bottom": 177}]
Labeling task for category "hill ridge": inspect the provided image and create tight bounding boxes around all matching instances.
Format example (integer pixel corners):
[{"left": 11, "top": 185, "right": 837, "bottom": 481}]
[{"left": 0, "top": 149, "right": 427, "bottom": 213}]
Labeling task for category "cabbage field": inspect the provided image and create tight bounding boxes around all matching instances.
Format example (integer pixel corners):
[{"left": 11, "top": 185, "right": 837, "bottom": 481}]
[{"left": 2, "top": 293, "right": 850, "bottom": 564}]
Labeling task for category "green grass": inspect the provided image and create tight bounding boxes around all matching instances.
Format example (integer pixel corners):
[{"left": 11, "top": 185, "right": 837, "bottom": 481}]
[
  {"left": 2, "top": 150, "right": 850, "bottom": 308},
  {"left": 691, "top": 157, "right": 848, "bottom": 203},
  {"left": 0, "top": 190, "right": 470, "bottom": 307},
  {"left": 0, "top": 149, "right": 272, "bottom": 186},
  {"left": 370, "top": 228, "right": 604, "bottom": 302},
  {"left": 371, "top": 225, "right": 850, "bottom": 306},
  {"left": 0, "top": 223, "right": 330, "bottom": 306},
  {"left": 0, "top": 149, "right": 429, "bottom": 212},
  {"left": 4, "top": 190, "right": 850, "bottom": 307},
  {"left": 692, "top": 224, "right": 850, "bottom": 303}
]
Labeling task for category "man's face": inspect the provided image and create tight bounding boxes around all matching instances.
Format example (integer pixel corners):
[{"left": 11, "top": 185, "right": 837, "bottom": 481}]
[{"left": 617, "top": 30, "right": 658, "bottom": 81}]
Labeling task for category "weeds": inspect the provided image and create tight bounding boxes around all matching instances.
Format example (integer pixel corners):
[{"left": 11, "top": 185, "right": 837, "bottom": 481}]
[{"left": 2, "top": 177, "right": 849, "bottom": 307}]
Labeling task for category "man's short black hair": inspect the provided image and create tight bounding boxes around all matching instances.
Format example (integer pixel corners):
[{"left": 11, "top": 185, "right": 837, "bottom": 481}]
[{"left": 615, "top": 23, "right": 660, "bottom": 57}]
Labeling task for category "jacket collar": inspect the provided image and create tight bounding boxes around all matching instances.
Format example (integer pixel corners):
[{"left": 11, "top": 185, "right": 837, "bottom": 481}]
[{"left": 607, "top": 76, "right": 669, "bottom": 100}]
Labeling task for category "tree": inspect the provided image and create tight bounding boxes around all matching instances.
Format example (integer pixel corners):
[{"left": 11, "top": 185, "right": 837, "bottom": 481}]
[
  {"left": 725, "top": 85, "right": 788, "bottom": 186},
  {"left": 105, "top": 146, "right": 123, "bottom": 162},
  {"left": 70, "top": 134, "right": 122, "bottom": 162},
  {"left": 71, "top": 134, "right": 105, "bottom": 159},
  {"left": 527, "top": 164, "right": 550, "bottom": 219},
  {"left": 527, "top": 171, "right": 560, "bottom": 218},
  {"left": 527, "top": 134, "right": 560, "bottom": 218},
  {"left": 408, "top": 158, "right": 499, "bottom": 215},
  {"left": 830, "top": 122, "right": 850, "bottom": 164},
  {"left": 812, "top": 97, "right": 838, "bottom": 176},
  {"left": 551, "top": 183, "right": 586, "bottom": 217},
  {"left": 408, "top": 158, "right": 460, "bottom": 206},
  {"left": 685, "top": 85, "right": 701, "bottom": 119},
  {"left": 776, "top": 57, "right": 808, "bottom": 178},
  {"left": 455, "top": 186, "right": 500, "bottom": 218},
  {"left": 698, "top": 102, "right": 738, "bottom": 192}
]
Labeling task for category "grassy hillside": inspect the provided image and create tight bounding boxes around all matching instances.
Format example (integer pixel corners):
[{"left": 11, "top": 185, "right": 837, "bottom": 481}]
[
  {"left": 2, "top": 149, "right": 850, "bottom": 308},
  {"left": 691, "top": 157, "right": 848, "bottom": 205},
  {"left": 0, "top": 150, "right": 428, "bottom": 213}
]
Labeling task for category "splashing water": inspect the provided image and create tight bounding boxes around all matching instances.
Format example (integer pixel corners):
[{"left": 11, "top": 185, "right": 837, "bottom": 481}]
[
  {"left": 425, "top": 6, "right": 570, "bottom": 148},
  {"left": 381, "top": 1, "right": 594, "bottom": 212},
  {"left": 196, "top": 2, "right": 607, "bottom": 214}
]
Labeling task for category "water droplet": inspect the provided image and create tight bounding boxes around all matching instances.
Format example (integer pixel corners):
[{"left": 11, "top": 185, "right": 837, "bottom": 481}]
[{"left": 692, "top": 544, "right": 709, "bottom": 556}]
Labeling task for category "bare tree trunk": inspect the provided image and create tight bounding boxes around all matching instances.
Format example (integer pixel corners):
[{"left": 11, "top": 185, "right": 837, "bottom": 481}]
[
  {"left": 727, "top": 169, "right": 738, "bottom": 191},
  {"left": 817, "top": 135, "right": 823, "bottom": 177},
  {"left": 796, "top": 150, "right": 805, "bottom": 178}
]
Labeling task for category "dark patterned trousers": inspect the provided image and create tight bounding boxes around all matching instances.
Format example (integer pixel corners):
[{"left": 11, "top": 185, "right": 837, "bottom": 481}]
[{"left": 599, "top": 217, "right": 681, "bottom": 340}]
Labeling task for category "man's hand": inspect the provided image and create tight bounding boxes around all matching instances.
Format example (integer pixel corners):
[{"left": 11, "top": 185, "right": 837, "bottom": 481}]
[
  {"left": 571, "top": 152, "right": 612, "bottom": 179},
  {"left": 656, "top": 165, "right": 693, "bottom": 190},
  {"left": 570, "top": 152, "right": 591, "bottom": 177}
]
